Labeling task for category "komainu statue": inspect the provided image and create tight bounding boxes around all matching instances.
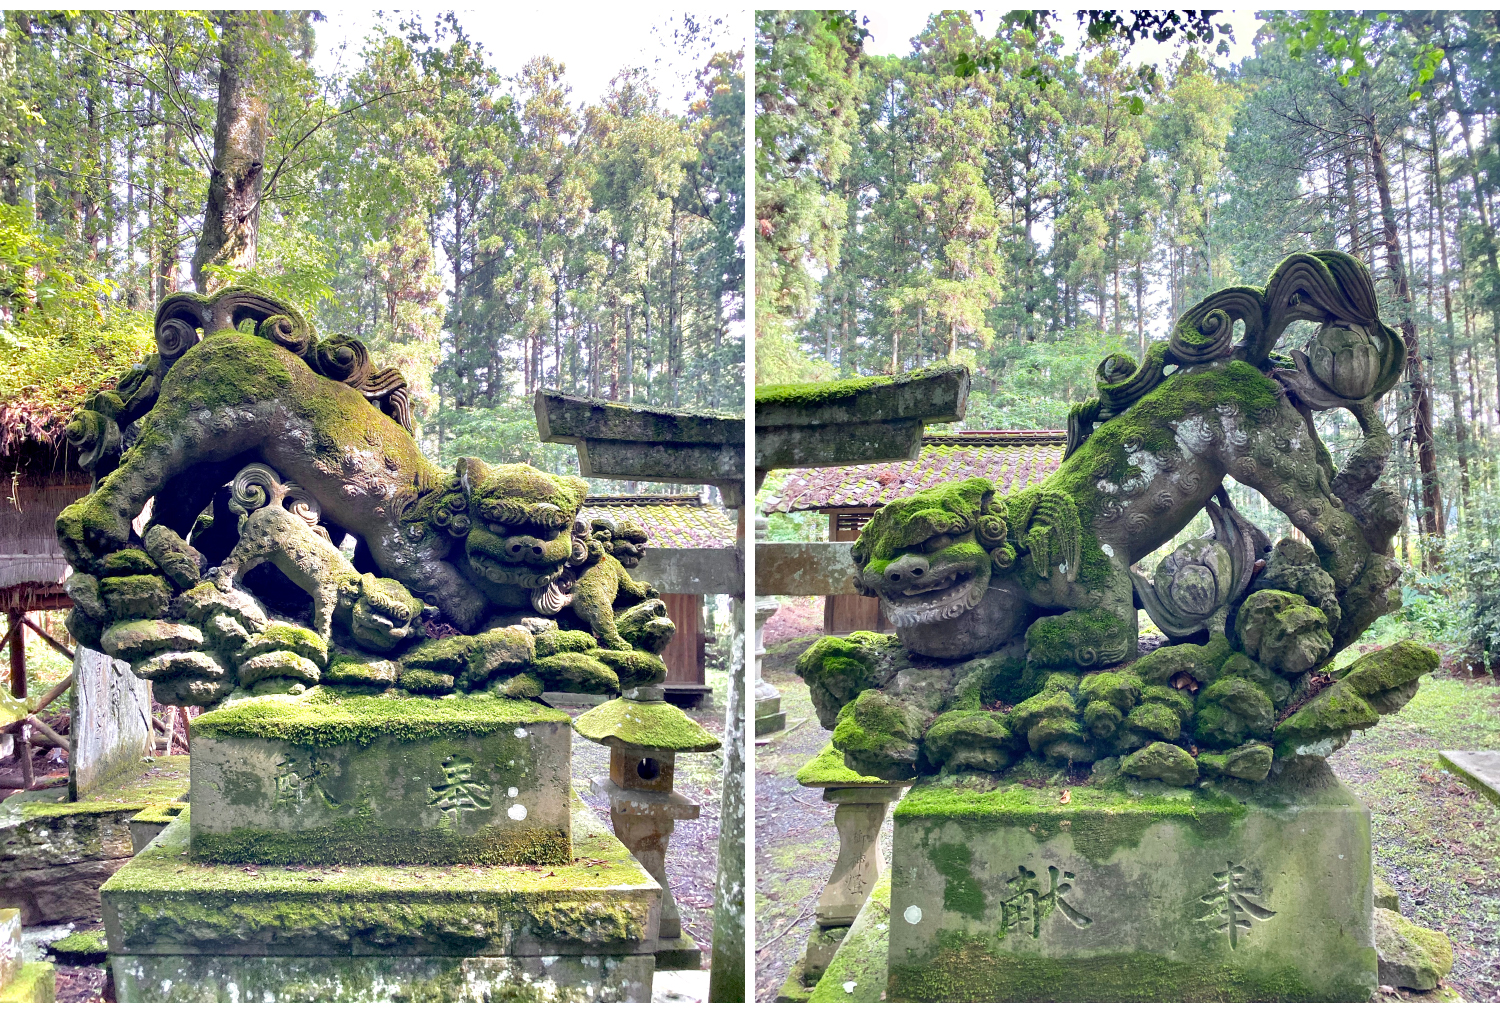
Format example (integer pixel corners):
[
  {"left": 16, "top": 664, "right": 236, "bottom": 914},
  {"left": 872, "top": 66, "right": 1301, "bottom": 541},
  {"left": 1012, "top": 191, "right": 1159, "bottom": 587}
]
[
  {"left": 797, "top": 252, "right": 1438, "bottom": 785},
  {"left": 57, "top": 288, "right": 672, "bottom": 708}
]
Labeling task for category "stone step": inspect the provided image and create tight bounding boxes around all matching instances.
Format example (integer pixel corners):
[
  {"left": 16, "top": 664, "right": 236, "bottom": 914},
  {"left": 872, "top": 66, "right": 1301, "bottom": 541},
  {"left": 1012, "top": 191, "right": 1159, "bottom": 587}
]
[{"left": 1438, "top": 750, "right": 1500, "bottom": 805}]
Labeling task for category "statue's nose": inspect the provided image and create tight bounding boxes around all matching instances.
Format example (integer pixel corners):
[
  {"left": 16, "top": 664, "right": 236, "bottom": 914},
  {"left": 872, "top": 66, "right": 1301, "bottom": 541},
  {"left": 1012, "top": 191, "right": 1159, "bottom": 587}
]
[
  {"left": 883, "top": 554, "right": 930, "bottom": 589},
  {"left": 504, "top": 535, "right": 547, "bottom": 559}
]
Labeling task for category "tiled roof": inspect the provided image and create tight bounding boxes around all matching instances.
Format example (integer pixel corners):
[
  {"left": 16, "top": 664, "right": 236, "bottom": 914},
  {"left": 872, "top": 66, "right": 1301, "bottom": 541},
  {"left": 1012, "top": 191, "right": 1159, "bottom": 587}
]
[
  {"left": 582, "top": 494, "right": 736, "bottom": 549},
  {"left": 762, "top": 431, "right": 1068, "bottom": 514}
]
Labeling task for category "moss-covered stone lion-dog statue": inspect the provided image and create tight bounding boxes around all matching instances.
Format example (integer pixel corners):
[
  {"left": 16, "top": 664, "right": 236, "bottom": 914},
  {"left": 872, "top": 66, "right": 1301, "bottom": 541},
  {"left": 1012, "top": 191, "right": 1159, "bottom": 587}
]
[
  {"left": 797, "top": 251, "right": 1438, "bottom": 786},
  {"left": 57, "top": 288, "right": 672, "bottom": 707}
]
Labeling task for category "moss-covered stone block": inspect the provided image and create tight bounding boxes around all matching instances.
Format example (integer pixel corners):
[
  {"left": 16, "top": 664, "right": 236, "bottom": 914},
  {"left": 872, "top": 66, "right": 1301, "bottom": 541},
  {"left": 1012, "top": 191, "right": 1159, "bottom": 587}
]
[
  {"left": 102, "top": 797, "right": 659, "bottom": 1001},
  {"left": 886, "top": 766, "right": 1376, "bottom": 1001},
  {"left": 1119, "top": 741, "right": 1198, "bottom": 785},
  {"left": 188, "top": 688, "right": 573, "bottom": 865},
  {"left": 1273, "top": 681, "right": 1379, "bottom": 760},
  {"left": 1235, "top": 590, "right": 1332, "bottom": 674},
  {"left": 923, "top": 710, "right": 1018, "bottom": 772},
  {"left": 1334, "top": 639, "right": 1438, "bottom": 697},
  {"left": 832, "top": 690, "right": 926, "bottom": 782},
  {"left": 1374, "top": 908, "right": 1453, "bottom": 991},
  {"left": 100, "top": 574, "right": 171, "bottom": 621}
]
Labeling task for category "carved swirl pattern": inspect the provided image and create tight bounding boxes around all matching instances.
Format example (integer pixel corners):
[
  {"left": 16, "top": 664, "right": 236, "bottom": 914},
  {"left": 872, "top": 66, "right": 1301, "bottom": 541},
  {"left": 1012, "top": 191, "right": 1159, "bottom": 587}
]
[
  {"left": 976, "top": 512, "right": 1008, "bottom": 549},
  {"left": 315, "top": 335, "right": 373, "bottom": 387},
  {"left": 531, "top": 581, "right": 573, "bottom": 616}
]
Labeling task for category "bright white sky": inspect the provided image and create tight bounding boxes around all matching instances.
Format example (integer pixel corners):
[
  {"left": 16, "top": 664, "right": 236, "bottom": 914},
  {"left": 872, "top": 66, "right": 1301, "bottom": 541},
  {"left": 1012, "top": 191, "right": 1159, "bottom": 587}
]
[
  {"left": 312, "top": 7, "right": 748, "bottom": 113},
  {"left": 860, "top": 8, "right": 1266, "bottom": 66}
]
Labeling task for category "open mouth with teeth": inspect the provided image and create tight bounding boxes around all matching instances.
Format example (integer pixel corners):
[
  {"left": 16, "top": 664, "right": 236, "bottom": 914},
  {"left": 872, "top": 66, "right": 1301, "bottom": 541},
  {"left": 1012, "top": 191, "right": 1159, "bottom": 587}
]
[{"left": 878, "top": 561, "right": 991, "bottom": 628}]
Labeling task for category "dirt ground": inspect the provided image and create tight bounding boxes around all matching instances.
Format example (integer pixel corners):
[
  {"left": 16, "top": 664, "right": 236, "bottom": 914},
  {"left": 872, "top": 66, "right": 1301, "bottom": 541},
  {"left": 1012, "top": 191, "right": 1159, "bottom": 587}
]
[
  {"left": 32, "top": 678, "right": 728, "bottom": 1002},
  {"left": 753, "top": 612, "right": 1500, "bottom": 1003}
]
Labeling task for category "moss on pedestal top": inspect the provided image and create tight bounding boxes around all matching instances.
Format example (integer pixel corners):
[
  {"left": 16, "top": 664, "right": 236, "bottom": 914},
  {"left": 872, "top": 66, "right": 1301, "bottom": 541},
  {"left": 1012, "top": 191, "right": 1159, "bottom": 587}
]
[
  {"left": 796, "top": 740, "right": 901, "bottom": 788},
  {"left": 191, "top": 686, "right": 568, "bottom": 748},
  {"left": 571, "top": 698, "right": 720, "bottom": 752}
]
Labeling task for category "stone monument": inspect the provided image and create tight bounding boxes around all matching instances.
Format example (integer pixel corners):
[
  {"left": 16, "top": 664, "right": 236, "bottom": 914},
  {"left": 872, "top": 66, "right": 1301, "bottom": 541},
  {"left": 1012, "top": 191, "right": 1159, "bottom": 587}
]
[
  {"left": 793, "top": 252, "right": 1441, "bottom": 1001},
  {"left": 56, "top": 287, "right": 695, "bottom": 1001}
]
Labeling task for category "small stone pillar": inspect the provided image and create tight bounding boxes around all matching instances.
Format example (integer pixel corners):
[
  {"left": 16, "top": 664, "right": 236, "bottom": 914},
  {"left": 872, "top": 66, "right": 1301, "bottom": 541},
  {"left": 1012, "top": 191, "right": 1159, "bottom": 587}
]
[
  {"left": 780, "top": 742, "right": 909, "bottom": 999},
  {"left": 574, "top": 689, "right": 721, "bottom": 969},
  {"left": 753, "top": 593, "right": 785, "bottom": 735}
]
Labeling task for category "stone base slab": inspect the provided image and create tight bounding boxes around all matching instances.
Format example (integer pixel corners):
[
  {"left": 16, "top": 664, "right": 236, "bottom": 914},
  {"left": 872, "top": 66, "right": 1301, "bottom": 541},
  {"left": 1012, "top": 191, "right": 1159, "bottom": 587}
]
[
  {"left": 887, "top": 765, "right": 1376, "bottom": 1001},
  {"left": 653, "top": 930, "right": 702, "bottom": 970},
  {"left": 102, "top": 795, "right": 660, "bottom": 963},
  {"left": 188, "top": 692, "right": 573, "bottom": 865},
  {"left": 1439, "top": 750, "right": 1500, "bottom": 804},
  {"left": 110, "top": 953, "right": 653, "bottom": 1002},
  {"left": 808, "top": 873, "right": 890, "bottom": 1003}
]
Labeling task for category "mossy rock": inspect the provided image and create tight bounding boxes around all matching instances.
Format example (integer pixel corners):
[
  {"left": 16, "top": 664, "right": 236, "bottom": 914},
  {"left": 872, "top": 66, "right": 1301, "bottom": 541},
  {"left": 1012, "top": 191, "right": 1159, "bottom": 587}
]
[
  {"left": 1007, "top": 688, "right": 1077, "bottom": 735},
  {"left": 534, "top": 629, "right": 600, "bottom": 658},
  {"left": 1215, "top": 652, "right": 1291, "bottom": 706},
  {"left": 953, "top": 654, "right": 1037, "bottom": 708},
  {"left": 46, "top": 928, "right": 108, "bottom": 966},
  {"left": 463, "top": 627, "right": 535, "bottom": 688},
  {"left": 238, "top": 622, "right": 328, "bottom": 669},
  {"left": 238, "top": 650, "right": 322, "bottom": 686},
  {"left": 1236, "top": 590, "right": 1332, "bottom": 674},
  {"left": 797, "top": 631, "right": 904, "bottom": 728},
  {"left": 532, "top": 651, "right": 619, "bottom": 695},
  {"left": 101, "top": 548, "right": 159, "bottom": 577},
  {"left": 587, "top": 648, "right": 667, "bottom": 689},
  {"left": 1030, "top": 716, "right": 1095, "bottom": 763},
  {"left": 1198, "top": 677, "right": 1273, "bottom": 734},
  {"left": 396, "top": 667, "right": 455, "bottom": 695},
  {"left": 100, "top": 619, "right": 204, "bottom": 665},
  {"left": 832, "top": 689, "right": 927, "bottom": 781},
  {"left": 322, "top": 655, "right": 398, "bottom": 687},
  {"left": 398, "top": 635, "right": 474, "bottom": 674},
  {"left": 492, "top": 672, "right": 545, "bottom": 700},
  {"left": 1191, "top": 703, "right": 1249, "bottom": 750},
  {"left": 1130, "top": 634, "right": 1230, "bottom": 687},
  {"left": 100, "top": 573, "right": 172, "bottom": 621},
  {"left": 1197, "top": 742, "right": 1273, "bottom": 782},
  {"left": 1119, "top": 740, "right": 1198, "bottom": 786},
  {"left": 1273, "top": 681, "right": 1378, "bottom": 757},
  {"left": 1374, "top": 908, "right": 1453, "bottom": 991},
  {"left": 572, "top": 697, "right": 719, "bottom": 752},
  {"left": 1124, "top": 701, "right": 1181, "bottom": 742},
  {"left": 1082, "top": 699, "right": 1124, "bottom": 739},
  {"left": 1140, "top": 683, "right": 1193, "bottom": 721},
  {"left": 923, "top": 709, "right": 1017, "bottom": 772},
  {"left": 1334, "top": 639, "right": 1438, "bottom": 697},
  {"left": 144, "top": 523, "right": 203, "bottom": 590},
  {"left": 1078, "top": 670, "right": 1144, "bottom": 712}
]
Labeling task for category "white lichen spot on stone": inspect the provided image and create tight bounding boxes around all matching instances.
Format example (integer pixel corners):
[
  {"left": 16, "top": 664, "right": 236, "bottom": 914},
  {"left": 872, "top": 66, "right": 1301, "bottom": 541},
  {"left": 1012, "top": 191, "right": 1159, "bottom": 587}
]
[
  {"left": 508, "top": 803, "right": 527, "bottom": 821},
  {"left": 508, "top": 786, "right": 519, "bottom": 797},
  {"left": 1102, "top": 543, "right": 1115, "bottom": 557},
  {"left": 844, "top": 981, "right": 857, "bottom": 994},
  {"left": 904, "top": 904, "right": 922, "bottom": 924},
  {"left": 514, "top": 727, "right": 528, "bottom": 738}
]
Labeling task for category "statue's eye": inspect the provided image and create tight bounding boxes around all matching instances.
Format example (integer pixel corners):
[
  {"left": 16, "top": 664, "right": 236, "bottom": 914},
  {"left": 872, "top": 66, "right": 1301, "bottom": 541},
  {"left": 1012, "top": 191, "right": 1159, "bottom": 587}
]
[{"left": 923, "top": 534, "right": 953, "bottom": 554}]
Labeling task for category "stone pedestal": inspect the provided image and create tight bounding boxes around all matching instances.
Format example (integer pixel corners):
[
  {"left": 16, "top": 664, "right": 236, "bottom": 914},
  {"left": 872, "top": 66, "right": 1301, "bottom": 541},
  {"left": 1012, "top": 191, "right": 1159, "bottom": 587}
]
[
  {"left": 782, "top": 742, "right": 908, "bottom": 999},
  {"left": 188, "top": 690, "right": 573, "bottom": 865},
  {"left": 886, "top": 764, "right": 1377, "bottom": 1001},
  {"left": 101, "top": 796, "right": 661, "bottom": 1002},
  {"left": 754, "top": 595, "right": 786, "bottom": 735}
]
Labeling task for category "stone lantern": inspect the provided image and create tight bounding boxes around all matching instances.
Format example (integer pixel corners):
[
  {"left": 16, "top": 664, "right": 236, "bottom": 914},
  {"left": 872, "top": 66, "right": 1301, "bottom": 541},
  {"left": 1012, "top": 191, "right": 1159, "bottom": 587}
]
[{"left": 574, "top": 689, "right": 720, "bottom": 969}]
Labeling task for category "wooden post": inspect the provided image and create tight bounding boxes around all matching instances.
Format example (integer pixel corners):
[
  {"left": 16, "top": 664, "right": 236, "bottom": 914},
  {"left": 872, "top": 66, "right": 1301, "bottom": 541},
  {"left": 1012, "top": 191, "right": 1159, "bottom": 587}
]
[{"left": 6, "top": 610, "right": 24, "bottom": 702}]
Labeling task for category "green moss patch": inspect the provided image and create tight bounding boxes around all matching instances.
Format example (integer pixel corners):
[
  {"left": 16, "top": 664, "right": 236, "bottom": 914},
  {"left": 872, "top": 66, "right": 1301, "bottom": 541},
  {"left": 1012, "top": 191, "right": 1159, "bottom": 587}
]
[
  {"left": 896, "top": 779, "right": 1246, "bottom": 863},
  {"left": 795, "top": 741, "right": 890, "bottom": 787},
  {"left": 16, "top": 754, "right": 189, "bottom": 818},
  {"left": 572, "top": 698, "right": 719, "bottom": 752},
  {"left": 190, "top": 687, "right": 567, "bottom": 748}
]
